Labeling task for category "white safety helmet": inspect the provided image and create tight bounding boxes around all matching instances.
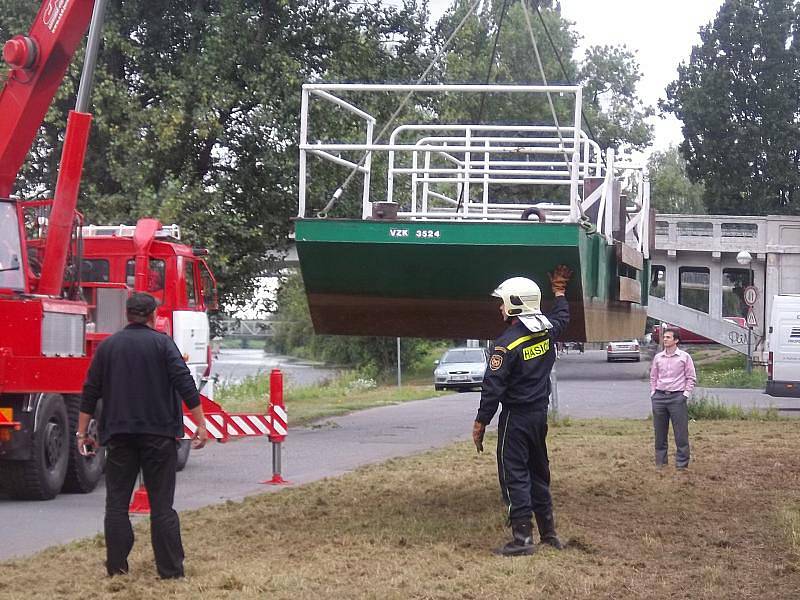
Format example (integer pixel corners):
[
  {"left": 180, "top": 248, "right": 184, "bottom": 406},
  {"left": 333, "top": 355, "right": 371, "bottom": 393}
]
[{"left": 491, "top": 276, "right": 553, "bottom": 333}]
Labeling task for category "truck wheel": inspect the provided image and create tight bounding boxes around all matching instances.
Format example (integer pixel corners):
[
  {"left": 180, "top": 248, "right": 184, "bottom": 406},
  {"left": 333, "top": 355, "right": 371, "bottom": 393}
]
[
  {"left": 1, "top": 394, "right": 69, "bottom": 500},
  {"left": 62, "top": 396, "right": 105, "bottom": 494},
  {"left": 176, "top": 439, "right": 191, "bottom": 472}
]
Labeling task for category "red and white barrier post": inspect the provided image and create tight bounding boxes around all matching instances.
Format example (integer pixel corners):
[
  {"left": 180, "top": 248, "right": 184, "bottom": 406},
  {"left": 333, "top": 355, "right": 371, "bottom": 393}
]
[{"left": 262, "top": 368, "right": 289, "bottom": 485}]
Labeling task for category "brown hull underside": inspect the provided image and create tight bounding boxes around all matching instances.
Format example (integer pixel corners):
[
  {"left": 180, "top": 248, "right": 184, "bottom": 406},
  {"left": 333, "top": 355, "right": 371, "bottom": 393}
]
[{"left": 308, "top": 293, "right": 647, "bottom": 342}]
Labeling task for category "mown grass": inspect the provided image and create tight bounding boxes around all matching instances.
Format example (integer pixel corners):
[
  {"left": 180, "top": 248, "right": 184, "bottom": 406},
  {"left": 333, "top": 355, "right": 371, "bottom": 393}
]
[{"left": 2, "top": 419, "right": 800, "bottom": 599}]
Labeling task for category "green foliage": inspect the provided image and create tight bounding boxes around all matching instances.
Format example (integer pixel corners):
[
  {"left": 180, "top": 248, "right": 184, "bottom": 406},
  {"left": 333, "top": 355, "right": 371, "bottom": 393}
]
[
  {"left": 695, "top": 353, "right": 767, "bottom": 389},
  {"left": 648, "top": 146, "right": 706, "bottom": 214},
  {"left": 2, "top": 0, "right": 655, "bottom": 328},
  {"left": 662, "top": 0, "right": 800, "bottom": 214},
  {"left": 687, "top": 393, "right": 781, "bottom": 420},
  {"left": 579, "top": 44, "right": 654, "bottom": 150},
  {"left": 1, "top": 0, "right": 430, "bottom": 309},
  {"left": 433, "top": 1, "right": 653, "bottom": 151}
]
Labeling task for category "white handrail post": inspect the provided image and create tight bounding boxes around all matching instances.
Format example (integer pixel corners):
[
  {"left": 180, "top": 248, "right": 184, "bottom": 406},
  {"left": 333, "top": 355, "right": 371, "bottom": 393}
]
[
  {"left": 483, "top": 139, "right": 490, "bottom": 218},
  {"left": 463, "top": 128, "right": 472, "bottom": 216},
  {"left": 387, "top": 131, "right": 396, "bottom": 205},
  {"left": 569, "top": 88, "right": 582, "bottom": 221},
  {"left": 362, "top": 120, "right": 374, "bottom": 220},
  {"left": 422, "top": 151, "right": 431, "bottom": 213},
  {"left": 298, "top": 87, "right": 309, "bottom": 218},
  {"left": 582, "top": 133, "right": 590, "bottom": 179},
  {"left": 604, "top": 148, "right": 616, "bottom": 241},
  {"left": 411, "top": 150, "right": 418, "bottom": 217},
  {"left": 643, "top": 177, "right": 649, "bottom": 254}
]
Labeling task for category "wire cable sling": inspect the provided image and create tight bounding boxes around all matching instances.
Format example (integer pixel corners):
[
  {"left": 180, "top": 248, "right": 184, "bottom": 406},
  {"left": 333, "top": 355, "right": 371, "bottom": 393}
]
[{"left": 317, "top": 0, "right": 484, "bottom": 217}]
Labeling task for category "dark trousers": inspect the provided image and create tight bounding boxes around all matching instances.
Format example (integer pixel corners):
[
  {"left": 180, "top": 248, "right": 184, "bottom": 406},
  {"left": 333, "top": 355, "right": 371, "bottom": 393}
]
[
  {"left": 496, "top": 409, "right": 552, "bottom": 524},
  {"left": 105, "top": 434, "right": 184, "bottom": 578},
  {"left": 651, "top": 391, "right": 690, "bottom": 468}
]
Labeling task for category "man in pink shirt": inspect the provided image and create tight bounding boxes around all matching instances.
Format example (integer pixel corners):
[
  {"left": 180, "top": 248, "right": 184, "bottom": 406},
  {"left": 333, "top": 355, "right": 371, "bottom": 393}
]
[{"left": 649, "top": 328, "right": 697, "bottom": 469}]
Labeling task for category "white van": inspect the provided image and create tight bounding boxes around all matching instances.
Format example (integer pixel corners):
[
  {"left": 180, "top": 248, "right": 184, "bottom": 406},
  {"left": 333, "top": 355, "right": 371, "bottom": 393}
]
[{"left": 766, "top": 294, "right": 800, "bottom": 397}]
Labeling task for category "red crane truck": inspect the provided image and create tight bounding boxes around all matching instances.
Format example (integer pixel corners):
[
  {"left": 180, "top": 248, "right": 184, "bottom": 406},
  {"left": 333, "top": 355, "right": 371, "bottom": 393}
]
[{"left": 0, "top": 0, "right": 221, "bottom": 499}]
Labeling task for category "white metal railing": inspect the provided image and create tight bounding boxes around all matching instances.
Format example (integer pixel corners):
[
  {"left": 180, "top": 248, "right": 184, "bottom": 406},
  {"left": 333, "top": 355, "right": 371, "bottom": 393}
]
[
  {"left": 81, "top": 224, "right": 181, "bottom": 240},
  {"left": 298, "top": 83, "right": 651, "bottom": 257}
]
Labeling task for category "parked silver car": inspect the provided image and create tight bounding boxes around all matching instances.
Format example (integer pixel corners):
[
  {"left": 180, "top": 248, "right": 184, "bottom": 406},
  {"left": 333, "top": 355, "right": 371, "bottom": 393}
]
[
  {"left": 606, "top": 340, "right": 641, "bottom": 362},
  {"left": 434, "top": 347, "right": 489, "bottom": 391}
]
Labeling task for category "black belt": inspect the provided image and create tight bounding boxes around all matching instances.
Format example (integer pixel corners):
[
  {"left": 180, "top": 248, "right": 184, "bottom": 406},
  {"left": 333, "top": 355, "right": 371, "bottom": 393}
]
[{"left": 655, "top": 389, "right": 684, "bottom": 394}]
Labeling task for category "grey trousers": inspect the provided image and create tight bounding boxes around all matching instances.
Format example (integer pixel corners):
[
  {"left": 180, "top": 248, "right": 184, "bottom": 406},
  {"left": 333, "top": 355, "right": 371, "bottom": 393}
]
[{"left": 651, "top": 390, "right": 690, "bottom": 468}]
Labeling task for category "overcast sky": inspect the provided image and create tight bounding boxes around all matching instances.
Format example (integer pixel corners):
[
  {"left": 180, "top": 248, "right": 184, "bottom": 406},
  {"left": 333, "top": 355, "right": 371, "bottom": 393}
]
[{"left": 414, "top": 0, "right": 725, "bottom": 152}]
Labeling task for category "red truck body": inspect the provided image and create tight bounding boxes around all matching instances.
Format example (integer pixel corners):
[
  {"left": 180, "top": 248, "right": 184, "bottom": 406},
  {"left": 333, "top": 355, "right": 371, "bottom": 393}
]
[{"left": 0, "top": 1, "right": 222, "bottom": 499}]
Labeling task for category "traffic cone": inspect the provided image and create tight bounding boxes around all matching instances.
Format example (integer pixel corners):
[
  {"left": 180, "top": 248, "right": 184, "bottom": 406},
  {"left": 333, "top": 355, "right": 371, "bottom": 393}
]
[{"left": 129, "top": 475, "right": 151, "bottom": 514}]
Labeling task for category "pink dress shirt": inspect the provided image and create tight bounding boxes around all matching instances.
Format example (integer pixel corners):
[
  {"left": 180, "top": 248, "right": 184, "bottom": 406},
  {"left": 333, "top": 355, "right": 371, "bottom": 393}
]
[{"left": 650, "top": 347, "right": 697, "bottom": 398}]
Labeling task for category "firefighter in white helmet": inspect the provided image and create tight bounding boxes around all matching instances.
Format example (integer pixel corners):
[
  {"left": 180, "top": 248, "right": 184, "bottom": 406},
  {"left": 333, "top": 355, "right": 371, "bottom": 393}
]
[{"left": 473, "top": 265, "right": 572, "bottom": 556}]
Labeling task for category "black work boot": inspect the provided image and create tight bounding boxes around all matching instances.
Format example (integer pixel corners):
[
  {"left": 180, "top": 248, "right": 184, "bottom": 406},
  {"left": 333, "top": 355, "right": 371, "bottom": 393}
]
[
  {"left": 494, "top": 521, "right": 536, "bottom": 556},
  {"left": 535, "top": 513, "right": 563, "bottom": 550}
]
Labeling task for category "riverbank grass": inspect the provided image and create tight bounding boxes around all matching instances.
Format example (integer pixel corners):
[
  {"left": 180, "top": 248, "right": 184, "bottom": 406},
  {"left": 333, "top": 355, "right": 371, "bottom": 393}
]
[{"left": 216, "top": 370, "right": 448, "bottom": 424}]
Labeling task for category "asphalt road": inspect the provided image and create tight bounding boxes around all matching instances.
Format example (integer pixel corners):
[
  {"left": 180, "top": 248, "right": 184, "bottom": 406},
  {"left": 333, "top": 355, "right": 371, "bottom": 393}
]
[{"left": 0, "top": 349, "right": 784, "bottom": 560}]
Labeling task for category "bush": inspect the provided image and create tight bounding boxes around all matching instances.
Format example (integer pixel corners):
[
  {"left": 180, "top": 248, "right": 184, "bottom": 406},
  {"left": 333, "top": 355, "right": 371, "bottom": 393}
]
[{"left": 695, "top": 353, "right": 767, "bottom": 390}]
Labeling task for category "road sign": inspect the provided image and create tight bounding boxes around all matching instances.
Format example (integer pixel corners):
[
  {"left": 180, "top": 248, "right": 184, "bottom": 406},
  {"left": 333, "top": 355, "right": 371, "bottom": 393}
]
[
  {"left": 746, "top": 308, "right": 758, "bottom": 328},
  {"left": 744, "top": 285, "right": 758, "bottom": 306}
]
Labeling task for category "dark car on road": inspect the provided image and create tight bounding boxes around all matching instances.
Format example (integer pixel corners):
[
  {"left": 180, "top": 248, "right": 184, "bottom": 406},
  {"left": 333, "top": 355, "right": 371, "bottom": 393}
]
[{"left": 434, "top": 347, "right": 489, "bottom": 391}]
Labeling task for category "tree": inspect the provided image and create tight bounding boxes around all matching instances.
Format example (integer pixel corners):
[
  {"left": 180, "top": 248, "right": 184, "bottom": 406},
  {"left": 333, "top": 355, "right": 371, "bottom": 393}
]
[
  {"left": 0, "top": 0, "right": 430, "bottom": 308},
  {"left": 662, "top": 0, "right": 800, "bottom": 215},
  {"left": 432, "top": 0, "right": 653, "bottom": 150},
  {"left": 647, "top": 146, "right": 706, "bottom": 215}
]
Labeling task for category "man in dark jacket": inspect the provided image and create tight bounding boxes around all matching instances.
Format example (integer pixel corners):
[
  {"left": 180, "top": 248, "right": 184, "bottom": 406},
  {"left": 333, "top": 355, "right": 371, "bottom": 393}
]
[
  {"left": 77, "top": 292, "right": 208, "bottom": 578},
  {"left": 473, "top": 265, "right": 571, "bottom": 556}
]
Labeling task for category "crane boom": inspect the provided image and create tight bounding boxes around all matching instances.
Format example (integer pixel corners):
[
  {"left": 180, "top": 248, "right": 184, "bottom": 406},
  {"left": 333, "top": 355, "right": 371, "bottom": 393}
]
[{"left": 0, "top": 0, "right": 95, "bottom": 198}]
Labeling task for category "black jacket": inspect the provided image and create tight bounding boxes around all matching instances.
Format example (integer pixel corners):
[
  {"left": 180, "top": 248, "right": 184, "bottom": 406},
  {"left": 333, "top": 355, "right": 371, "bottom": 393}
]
[
  {"left": 81, "top": 323, "right": 200, "bottom": 444},
  {"left": 476, "top": 296, "right": 569, "bottom": 424}
]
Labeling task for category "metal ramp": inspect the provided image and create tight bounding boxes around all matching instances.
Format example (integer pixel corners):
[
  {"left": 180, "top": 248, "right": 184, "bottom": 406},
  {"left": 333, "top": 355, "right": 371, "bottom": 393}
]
[
  {"left": 294, "top": 84, "right": 653, "bottom": 341},
  {"left": 648, "top": 297, "right": 753, "bottom": 354}
]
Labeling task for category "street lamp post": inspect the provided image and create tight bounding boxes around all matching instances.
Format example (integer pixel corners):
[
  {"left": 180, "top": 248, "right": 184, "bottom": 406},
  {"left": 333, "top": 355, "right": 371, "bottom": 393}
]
[{"left": 736, "top": 250, "right": 753, "bottom": 374}]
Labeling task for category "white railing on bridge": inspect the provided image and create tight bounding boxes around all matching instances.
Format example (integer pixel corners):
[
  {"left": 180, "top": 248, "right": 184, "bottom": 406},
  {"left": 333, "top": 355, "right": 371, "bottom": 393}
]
[
  {"left": 298, "top": 83, "right": 651, "bottom": 258},
  {"left": 654, "top": 214, "right": 766, "bottom": 254},
  {"left": 217, "top": 319, "right": 277, "bottom": 338}
]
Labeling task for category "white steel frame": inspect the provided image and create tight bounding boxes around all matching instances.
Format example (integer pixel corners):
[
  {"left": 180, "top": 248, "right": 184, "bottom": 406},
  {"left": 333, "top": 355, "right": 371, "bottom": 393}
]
[{"left": 298, "top": 83, "right": 651, "bottom": 257}]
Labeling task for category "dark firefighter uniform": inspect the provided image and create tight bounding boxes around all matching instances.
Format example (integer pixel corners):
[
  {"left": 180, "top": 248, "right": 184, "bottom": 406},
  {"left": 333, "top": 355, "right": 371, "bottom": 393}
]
[{"left": 475, "top": 296, "right": 569, "bottom": 532}]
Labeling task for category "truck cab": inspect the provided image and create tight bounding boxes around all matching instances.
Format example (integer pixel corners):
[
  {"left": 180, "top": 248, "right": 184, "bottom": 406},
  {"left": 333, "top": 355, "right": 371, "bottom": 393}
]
[{"left": 80, "top": 222, "right": 219, "bottom": 397}]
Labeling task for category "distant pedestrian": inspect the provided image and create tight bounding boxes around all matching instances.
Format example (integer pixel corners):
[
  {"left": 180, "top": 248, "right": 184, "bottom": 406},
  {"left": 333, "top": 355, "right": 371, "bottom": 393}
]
[
  {"left": 649, "top": 328, "right": 696, "bottom": 470},
  {"left": 77, "top": 292, "right": 208, "bottom": 578}
]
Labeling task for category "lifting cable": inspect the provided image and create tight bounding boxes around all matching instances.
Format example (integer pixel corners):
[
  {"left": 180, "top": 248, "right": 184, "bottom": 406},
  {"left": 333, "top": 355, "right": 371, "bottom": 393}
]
[
  {"left": 533, "top": 4, "right": 598, "bottom": 142},
  {"left": 475, "top": 0, "right": 513, "bottom": 124},
  {"left": 520, "top": 0, "right": 570, "bottom": 169},
  {"left": 456, "top": 0, "right": 513, "bottom": 215},
  {"left": 520, "top": 0, "right": 588, "bottom": 222},
  {"left": 318, "top": 0, "right": 484, "bottom": 217}
]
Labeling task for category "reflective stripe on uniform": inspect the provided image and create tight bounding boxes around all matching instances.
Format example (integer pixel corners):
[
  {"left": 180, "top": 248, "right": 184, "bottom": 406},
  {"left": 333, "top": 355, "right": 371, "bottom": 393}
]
[
  {"left": 507, "top": 330, "right": 547, "bottom": 350},
  {"left": 507, "top": 335, "right": 533, "bottom": 350},
  {"left": 499, "top": 411, "right": 512, "bottom": 519}
]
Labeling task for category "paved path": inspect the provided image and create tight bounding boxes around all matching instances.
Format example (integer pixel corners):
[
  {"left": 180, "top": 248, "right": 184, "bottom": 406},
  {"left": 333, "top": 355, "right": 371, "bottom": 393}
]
[{"left": 1, "top": 349, "right": 789, "bottom": 560}]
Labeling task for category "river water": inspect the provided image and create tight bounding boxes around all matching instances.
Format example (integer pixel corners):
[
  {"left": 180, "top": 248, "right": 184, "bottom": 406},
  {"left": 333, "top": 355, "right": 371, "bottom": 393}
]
[{"left": 210, "top": 348, "right": 340, "bottom": 388}]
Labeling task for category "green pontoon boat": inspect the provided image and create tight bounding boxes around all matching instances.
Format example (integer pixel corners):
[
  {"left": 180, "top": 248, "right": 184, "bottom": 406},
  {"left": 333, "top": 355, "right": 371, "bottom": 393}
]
[{"left": 295, "top": 84, "right": 651, "bottom": 342}]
